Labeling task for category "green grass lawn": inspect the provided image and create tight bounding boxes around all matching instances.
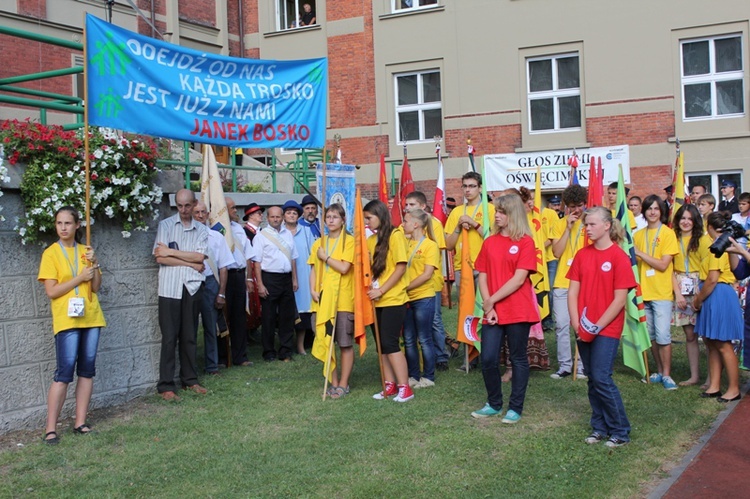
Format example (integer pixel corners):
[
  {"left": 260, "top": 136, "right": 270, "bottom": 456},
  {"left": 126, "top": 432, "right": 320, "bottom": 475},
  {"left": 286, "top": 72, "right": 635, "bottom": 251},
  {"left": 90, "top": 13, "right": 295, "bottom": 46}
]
[{"left": 0, "top": 301, "right": 740, "bottom": 498}]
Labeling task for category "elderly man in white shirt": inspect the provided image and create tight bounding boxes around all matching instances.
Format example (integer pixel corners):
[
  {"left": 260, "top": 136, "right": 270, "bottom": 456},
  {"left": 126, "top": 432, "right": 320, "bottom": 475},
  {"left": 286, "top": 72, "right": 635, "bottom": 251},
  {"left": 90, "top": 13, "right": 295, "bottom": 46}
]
[
  {"left": 193, "top": 201, "right": 235, "bottom": 374},
  {"left": 251, "top": 206, "right": 299, "bottom": 362}
]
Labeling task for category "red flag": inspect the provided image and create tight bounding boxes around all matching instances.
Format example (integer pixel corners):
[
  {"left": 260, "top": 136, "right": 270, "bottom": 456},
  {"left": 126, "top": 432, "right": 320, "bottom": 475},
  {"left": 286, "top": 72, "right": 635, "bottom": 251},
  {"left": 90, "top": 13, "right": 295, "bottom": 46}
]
[
  {"left": 399, "top": 156, "right": 414, "bottom": 209},
  {"left": 353, "top": 188, "right": 372, "bottom": 355},
  {"left": 432, "top": 154, "right": 448, "bottom": 224},
  {"left": 587, "top": 156, "right": 601, "bottom": 208},
  {"left": 390, "top": 190, "right": 402, "bottom": 227},
  {"left": 378, "top": 153, "right": 388, "bottom": 203}
]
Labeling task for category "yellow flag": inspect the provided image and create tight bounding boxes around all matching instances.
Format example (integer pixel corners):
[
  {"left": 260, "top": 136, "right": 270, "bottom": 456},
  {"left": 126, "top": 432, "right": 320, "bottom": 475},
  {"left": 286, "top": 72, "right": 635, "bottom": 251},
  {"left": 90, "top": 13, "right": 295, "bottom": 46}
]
[{"left": 531, "top": 165, "right": 550, "bottom": 319}]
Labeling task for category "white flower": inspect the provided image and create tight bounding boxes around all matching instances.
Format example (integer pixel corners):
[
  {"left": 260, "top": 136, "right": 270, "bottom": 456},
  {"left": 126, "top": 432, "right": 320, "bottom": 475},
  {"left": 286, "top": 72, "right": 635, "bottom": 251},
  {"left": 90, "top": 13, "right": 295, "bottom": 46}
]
[
  {"left": 66, "top": 171, "right": 74, "bottom": 178},
  {"left": 121, "top": 230, "right": 131, "bottom": 238},
  {"left": 93, "top": 149, "right": 103, "bottom": 159},
  {"left": 105, "top": 206, "right": 114, "bottom": 218},
  {"left": 43, "top": 163, "right": 50, "bottom": 170},
  {"left": 119, "top": 198, "right": 128, "bottom": 209}
]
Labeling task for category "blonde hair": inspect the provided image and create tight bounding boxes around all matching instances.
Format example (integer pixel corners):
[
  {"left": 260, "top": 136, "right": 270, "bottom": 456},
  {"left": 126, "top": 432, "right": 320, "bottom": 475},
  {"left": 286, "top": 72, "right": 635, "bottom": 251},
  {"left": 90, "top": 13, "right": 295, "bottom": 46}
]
[
  {"left": 494, "top": 195, "right": 531, "bottom": 240},
  {"left": 582, "top": 206, "right": 625, "bottom": 244},
  {"left": 405, "top": 209, "right": 435, "bottom": 241}
]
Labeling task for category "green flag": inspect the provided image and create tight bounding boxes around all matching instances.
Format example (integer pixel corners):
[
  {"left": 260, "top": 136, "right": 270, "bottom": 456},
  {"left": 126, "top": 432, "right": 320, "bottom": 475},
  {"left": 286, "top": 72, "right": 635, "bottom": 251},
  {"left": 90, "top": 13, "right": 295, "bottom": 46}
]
[
  {"left": 615, "top": 165, "right": 651, "bottom": 377},
  {"left": 471, "top": 157, "right": 493, "bottom": 352}
]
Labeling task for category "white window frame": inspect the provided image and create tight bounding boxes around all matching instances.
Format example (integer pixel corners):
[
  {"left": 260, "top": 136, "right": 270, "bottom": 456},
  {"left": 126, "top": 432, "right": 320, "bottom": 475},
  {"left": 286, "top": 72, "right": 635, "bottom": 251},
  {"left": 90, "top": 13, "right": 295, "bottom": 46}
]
[
  {"left": 526, "top": 52, "right": 581, "bottom": 134},
  {"left": 686, "top": 170, "right": 743, "bottom": 201},
  {"left": 680, "top": 34, "right": 745, "bottom": 122},
  {"left": 275, "top": 1, "right": 316, "bottom": 31},
  {"left": 392, "top": 0, "right": 438, "bottom": 13},
  {"left": 394, "top": 70, "right": 442, "bottom": 144}
]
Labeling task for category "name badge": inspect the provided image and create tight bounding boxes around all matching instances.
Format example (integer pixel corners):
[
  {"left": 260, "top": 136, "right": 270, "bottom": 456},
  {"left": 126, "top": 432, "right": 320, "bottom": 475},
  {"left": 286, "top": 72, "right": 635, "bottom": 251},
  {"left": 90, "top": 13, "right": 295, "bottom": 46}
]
[
  {"left": 372, "top": 279, "right": 380, "bottom": 289},
  {"left": 646, "top": 269, "right": 656, "bottom": 277},
  {"left": 680, "top": 277, "right": 696, "bottom": 295},
  {"left": 567, "top": 258, "right": 573, "bottom": 266},
  {"left": 68, "top": 297, "right": 85, "bottom": 317}
]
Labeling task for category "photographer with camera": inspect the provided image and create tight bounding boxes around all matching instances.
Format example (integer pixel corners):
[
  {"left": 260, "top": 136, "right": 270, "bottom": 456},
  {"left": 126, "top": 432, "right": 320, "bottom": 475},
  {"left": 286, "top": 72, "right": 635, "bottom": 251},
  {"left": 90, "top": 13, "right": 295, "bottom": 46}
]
[
  {"left": 724, "top": 233, "right": 750, "bottom": 374},
  {"left": 634, "top": 195, "right": 679, "bottom": 390},
  {"left": 693, "top": 212, "right": 743, "bottom": 403}
]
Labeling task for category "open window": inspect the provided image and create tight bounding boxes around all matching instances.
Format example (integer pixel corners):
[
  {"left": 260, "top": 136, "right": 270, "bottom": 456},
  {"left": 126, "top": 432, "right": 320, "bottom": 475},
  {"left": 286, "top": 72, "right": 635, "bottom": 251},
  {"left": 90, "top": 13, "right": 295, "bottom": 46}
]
[{"left": 276, "top": 1, "right": 317, "bottom": 31}]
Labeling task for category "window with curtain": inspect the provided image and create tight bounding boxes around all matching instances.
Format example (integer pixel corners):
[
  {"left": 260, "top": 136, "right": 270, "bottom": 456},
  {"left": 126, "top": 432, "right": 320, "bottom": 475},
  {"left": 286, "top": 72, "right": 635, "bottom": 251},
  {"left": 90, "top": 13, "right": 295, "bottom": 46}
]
[
  {"left": 393, "top": 0, "right": 438, "bottom": 13},
  {"left": 395, "top": 70, "right": 442, "bottom": 143},
  {"left": 526, "top": 53, "right": 581, "bottom": 133},
  {"left": 681, "top": 35, "right": 744, "bottom": 120}
]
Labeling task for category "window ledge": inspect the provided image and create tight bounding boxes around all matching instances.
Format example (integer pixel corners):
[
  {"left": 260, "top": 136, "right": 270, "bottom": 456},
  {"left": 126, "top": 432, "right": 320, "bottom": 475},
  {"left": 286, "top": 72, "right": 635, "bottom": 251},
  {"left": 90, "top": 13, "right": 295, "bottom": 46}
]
[
  {"left": 669, "top": 132, "right": 750, "bottom": 143},
  {"left": 263, "top": 24, "right": 322, "bottom": 38},
  {"left": 515, "top": 143, "right": 591, "bottom": 154},
  {"left": 379, "top": 5, "right": 445, "bottom": 21}
]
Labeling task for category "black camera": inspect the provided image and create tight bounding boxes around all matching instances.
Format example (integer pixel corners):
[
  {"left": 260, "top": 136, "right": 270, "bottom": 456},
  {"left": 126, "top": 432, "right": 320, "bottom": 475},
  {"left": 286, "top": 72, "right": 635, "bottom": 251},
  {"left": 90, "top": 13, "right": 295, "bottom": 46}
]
[{"left": 709, "top": 220, "right": 747, "bottom": 257}]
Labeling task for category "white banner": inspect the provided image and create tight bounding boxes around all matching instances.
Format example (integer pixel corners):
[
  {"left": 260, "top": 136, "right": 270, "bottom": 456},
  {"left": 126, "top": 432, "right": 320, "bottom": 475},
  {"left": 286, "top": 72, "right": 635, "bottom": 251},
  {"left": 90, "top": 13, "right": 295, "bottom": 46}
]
[{"left": 484, "top": 145, "right": 630, "bottom": 191}]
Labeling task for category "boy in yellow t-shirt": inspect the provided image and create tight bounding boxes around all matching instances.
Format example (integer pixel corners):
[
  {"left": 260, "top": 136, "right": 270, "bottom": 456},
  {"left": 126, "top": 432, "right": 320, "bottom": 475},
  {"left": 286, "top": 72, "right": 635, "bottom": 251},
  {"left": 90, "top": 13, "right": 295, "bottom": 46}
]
[
  {"left": 634, "top": 195, "right": 679, "bottom": 390},
  {"left": 549, "top": 184, "right": 588, "bottom": 379}
]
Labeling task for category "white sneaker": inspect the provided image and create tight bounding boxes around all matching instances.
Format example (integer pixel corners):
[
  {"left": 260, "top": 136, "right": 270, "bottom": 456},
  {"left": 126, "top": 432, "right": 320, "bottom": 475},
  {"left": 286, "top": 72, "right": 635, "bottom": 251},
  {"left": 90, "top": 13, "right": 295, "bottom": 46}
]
[
  {"left": 576, "top": 373, "right": 588, "bottom": 380},
  {"left": 408, "top": 377, "right": 420, "bottom": 388},
  {"left": 417, "top": 378, "right": 435, "bottom": 389},
  {"left": 393, "top": 385, "right": 414, "bottom": 403}
]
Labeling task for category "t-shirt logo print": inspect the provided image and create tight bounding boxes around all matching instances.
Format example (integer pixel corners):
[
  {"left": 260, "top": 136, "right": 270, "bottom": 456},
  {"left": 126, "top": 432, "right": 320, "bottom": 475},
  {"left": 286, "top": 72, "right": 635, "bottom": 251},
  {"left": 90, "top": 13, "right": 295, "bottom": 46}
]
[
  {"left": 601, "top": 261, "right": 612, "bottom": 272},
  {"left": 509, "top": 245, "right": 519, "bottom": 255}
]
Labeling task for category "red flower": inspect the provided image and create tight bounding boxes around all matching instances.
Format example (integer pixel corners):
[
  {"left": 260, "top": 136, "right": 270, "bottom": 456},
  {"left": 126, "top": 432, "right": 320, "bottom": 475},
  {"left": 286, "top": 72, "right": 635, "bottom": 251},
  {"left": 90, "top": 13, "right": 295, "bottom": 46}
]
[{"left": 91, "top": 172, "right": 98, "bottom": 180}]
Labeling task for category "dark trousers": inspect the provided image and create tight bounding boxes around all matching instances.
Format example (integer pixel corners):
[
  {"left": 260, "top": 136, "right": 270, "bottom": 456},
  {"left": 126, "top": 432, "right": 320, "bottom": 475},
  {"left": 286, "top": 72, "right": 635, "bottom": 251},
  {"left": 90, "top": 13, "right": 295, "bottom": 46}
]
[
  {"left": 480, "top": 322, "right": 532, "bottom": 414},
  {"left": 194, "top": 275, "right": 219, "bottom": 373},
  {"left": 158, "top": 285, "right": 202, "bottom": 393},
  {"left": 217, "top": 270, "right": 248, "bottom": 365},
  {"left": 260, "top": 271, "right": 295, "bottom": 360}
]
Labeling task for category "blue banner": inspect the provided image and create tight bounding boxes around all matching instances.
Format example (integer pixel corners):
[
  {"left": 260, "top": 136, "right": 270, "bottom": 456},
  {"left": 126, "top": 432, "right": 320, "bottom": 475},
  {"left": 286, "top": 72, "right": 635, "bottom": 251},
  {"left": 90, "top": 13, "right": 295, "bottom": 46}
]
[
  {"left": 316, "top": 163, "right": 356, "bottom": 233},
  {"left": 85, "top": 14, "right": 327, "bottom": 148}
]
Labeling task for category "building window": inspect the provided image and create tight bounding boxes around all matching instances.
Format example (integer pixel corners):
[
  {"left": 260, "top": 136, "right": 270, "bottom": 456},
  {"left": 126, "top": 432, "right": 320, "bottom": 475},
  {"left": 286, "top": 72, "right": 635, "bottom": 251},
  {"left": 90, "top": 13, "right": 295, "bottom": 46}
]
[
  {"left": 395, "top": 70, "right": 442, "bottom": 143},
  {"left": 393, "top": 0, "right": 437, "bottom": 13},
  {"left": 681, "top": 35, "right": 744, "bottom": 120},
  {"left": 686, "top": 171, "right": 743, "bottom": 199},
  {"left": 526, "top": 53, "right": 581, "bottom": 133},
  {"left": 276, "top": 1, "right": 317, "bottom": 30}
]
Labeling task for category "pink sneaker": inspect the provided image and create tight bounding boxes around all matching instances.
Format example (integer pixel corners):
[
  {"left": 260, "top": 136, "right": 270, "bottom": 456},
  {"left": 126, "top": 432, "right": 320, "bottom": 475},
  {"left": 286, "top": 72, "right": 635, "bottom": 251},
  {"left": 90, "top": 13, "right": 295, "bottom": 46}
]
[
  {"left": 372, "top": 381, "right": 398, "bottom": 400},
  {"left": 393, "top": 384, "right": 414, "bottom": 403}
]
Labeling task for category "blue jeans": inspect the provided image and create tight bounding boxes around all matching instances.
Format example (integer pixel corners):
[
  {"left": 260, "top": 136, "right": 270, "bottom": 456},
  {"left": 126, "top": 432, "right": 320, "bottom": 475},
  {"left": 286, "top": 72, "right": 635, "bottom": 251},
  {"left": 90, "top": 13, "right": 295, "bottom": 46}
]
[
  {"left": 195, "top": 275, "right": 220, "bottom": 373},
  {"left": 544, "top": 260, "right": 559, "bottom": 324},
  {"left": 404, "top": 297, "right": 437, "bottom": 381},
  {"left": 644, "top": 300, "right": 673, "bottom": 345},
  {"left": 577, "top": 336, "right": 631, "bottom": 441},
  {"left": 432, "top": 294, "right": 449, "bottom": 363},
  {"left": 54, "top": 327, "right": 101, "bottom": 383},
  {"left": 480, "top": 322, "right": 532, "bottom": 414}
]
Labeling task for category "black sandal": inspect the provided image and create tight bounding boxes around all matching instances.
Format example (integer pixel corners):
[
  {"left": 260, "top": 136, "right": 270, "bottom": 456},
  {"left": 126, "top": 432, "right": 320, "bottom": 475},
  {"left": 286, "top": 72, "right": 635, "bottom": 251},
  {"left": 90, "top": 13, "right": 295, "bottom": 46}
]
[
  {"left": 73, "top": 424, "right": 92, "bottom": 434},
  {"left": 43, "top": 431, "right": 60, "bottom": 445}
]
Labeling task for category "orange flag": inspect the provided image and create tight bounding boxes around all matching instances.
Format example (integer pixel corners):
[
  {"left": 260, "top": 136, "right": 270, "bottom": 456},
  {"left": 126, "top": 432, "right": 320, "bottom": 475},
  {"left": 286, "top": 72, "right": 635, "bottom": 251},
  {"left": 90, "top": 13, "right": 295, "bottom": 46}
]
[
  {"left": 379, "top": 154, "right": 389, "bottom": 203},
  {"left": 455, "top": 229, "right": 479, "bottom": 362},
  {"left": 353, "top": 188, "right": 372, "bottom": 355}
]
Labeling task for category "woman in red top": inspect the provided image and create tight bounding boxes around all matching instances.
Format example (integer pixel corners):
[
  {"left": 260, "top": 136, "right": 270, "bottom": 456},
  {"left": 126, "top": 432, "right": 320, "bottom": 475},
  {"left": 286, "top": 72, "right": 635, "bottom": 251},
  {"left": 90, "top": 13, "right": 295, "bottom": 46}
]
[
  {"left": 567, "top": 207, "right": 636, "bottom": 448},
  {"left": 471, "top": 194, "right": 540, "bottom": 423}
]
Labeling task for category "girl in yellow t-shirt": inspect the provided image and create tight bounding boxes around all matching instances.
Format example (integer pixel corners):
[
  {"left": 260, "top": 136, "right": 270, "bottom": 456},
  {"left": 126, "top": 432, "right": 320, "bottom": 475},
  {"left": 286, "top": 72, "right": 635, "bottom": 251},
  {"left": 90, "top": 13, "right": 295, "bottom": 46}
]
[
  {"left": 37, "top": 207, "right": 106, "bottom": 444},
  {"left": 693, "top": 212, "right": 743, "bottom": 402},
  {"left": 671, "top": 204, "right": 711, "bottom": 386},
  {"left": 309, "top": 204, "right": 355, "bottom": 399},
  {"left": 363, "top": 200, "right": 413, "bottom": 402},
  {"left": 402, "top": 209, "right": 440, "bottom": 389}
]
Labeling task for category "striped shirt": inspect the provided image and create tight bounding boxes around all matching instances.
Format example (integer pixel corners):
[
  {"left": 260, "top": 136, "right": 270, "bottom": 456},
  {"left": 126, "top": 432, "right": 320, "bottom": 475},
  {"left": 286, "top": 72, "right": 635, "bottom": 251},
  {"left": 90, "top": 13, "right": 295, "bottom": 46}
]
[{"left": 154, "top": 215, "right": 209, "bottom": 299}]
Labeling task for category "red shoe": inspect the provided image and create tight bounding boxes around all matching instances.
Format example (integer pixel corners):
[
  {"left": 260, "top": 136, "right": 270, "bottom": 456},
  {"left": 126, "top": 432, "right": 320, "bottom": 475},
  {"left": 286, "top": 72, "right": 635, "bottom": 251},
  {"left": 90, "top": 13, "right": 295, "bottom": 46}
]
[
  {"left": 393, "top": 384, "right": 414, "bottom": 403},
  {"left": 372, "top": 381, "right": 397, "bottom": 400},
  {"left": 182, "top": 384, "right": 207, "bottom": 395},
  {"left": 160, "top": 391, "right": 181, "bottom": 401}
]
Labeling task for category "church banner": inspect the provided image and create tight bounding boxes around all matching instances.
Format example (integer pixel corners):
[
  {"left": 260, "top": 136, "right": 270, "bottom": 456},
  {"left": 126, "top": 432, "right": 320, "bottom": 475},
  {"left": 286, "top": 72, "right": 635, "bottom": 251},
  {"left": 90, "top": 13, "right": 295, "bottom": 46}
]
[
  {"left": 317, "top": 163, "right": 356, "bottom": 233},
  {"left": 484, "top": 145, "right": 630, "bottom": 191},
  {"left": 85, "top": 14, "right": 327, "bottom": 148}
]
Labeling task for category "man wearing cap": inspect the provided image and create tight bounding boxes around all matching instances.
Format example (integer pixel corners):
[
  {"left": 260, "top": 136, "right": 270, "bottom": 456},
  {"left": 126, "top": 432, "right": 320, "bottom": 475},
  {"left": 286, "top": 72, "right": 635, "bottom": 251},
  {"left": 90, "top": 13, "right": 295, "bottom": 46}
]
[
  {"left": 243, "top": 203, "right": 264, "bottom": 242},
  {"left": 299, "top": 194, "right": 322, "bottom": 239},
  {"left": 719, "top": 180, "right": 740, "bottom": 214},
  {"left": 221, "top": 197, "right": 254, "bottom": 366},
  {"left": 251, "top": 206, "right": 299, "bottom": 361},
  {"left": 547, "top": 195, "right": 564, "bottom": 219},
  {"left": 283, "top": 200, "right": 315, "bottom": 355},
  {"left": 192, "top": 201, "right": 234, "bottom": 375}
]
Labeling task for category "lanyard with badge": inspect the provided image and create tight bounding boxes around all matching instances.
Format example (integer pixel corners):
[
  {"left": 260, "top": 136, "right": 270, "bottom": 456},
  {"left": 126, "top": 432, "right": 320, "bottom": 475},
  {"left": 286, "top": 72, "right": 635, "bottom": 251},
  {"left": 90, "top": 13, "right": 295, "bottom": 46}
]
[
  {"left": 644, "top": 224, "right": 662, "bottom": 278},
  {"left": 59, "top": 242, "right": 85, "bottom": 317},
  {"left": 566, "top": 223, "right": 582, "bottom": 266},
  {"left": 324, "top": 234, "right": 341, "bottom": 272}
]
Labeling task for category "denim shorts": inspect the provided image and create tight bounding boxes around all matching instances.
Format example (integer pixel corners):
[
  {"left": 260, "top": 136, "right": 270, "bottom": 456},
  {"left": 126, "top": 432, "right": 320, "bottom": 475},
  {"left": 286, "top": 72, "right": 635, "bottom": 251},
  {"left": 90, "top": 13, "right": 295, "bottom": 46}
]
[
  {"left": 644, "top": 300, "right": 673, "bottom": 346},
  {"left": 53, "top": 327, "right": 101, "bottom": 383}
]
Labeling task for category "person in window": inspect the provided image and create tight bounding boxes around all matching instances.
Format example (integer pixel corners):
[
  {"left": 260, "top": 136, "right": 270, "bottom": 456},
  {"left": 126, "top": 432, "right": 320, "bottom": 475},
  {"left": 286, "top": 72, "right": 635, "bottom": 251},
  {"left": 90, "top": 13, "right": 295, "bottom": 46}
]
[
  {"left": 299, "top": 3, "right": 316, "bottom": 26},
  {"left": 719, "top": 180, "right": 740, "bottom": 214}
]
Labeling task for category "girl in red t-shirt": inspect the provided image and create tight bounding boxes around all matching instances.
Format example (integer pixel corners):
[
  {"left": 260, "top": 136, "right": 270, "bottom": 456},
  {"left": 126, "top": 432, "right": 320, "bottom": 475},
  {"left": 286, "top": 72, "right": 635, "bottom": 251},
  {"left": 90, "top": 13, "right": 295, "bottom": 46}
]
[
  {"left": 567, "top": 207, "right": 635, "bottom": 448},
  {"left": 471, "top": 194, "right": 540, "bottom": 423}
]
